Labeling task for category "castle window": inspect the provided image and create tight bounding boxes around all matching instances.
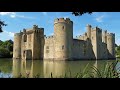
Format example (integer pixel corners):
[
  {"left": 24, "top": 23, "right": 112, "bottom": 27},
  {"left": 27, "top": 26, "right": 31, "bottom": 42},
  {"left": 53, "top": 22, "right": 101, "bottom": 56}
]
[
  {"left": 46, "top": 50, "right": 49, "bottom": 53},
  {"left": 23, "top": 51, "right": 25, "bottom": 57},
  {"left": 83, "top": 50, "right": 86, "bottom": 56},
  {"left": 24, "top": 34, "right": 27, "bottom": 42},
  {"left": 92, "top": 37, "right": 94, "bottom": 39},
  {"left": 83, "top": 43, "right": 86, "bottom": 55},
  {"left": 46, "top": 46, "right": 49, "bottom": 49},
  {"left": 62, "top": 45, "right": 64, "bottom": 50},
  {"left": 62, "top": 26, "right": 64, "bottom": 30}
]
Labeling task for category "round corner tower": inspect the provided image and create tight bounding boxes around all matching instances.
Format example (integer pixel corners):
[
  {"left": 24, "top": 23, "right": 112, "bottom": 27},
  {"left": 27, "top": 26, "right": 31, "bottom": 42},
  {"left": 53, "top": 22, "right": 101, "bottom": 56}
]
[
  {"left": 13, "top": 32, "right": 22, "bottom": 59},
  {"left": 54, "top": 18, "right": 73, "bottom": 60},
  {"left": 107, "top": 33, "right": 115, "bottom": 59}
]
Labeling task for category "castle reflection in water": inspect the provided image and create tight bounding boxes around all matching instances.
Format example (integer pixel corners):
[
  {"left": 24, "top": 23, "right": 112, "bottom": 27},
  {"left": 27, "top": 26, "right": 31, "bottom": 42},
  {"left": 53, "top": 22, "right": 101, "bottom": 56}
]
[{"left": 12, "top": 59, "right": 112, "bottom": 78}]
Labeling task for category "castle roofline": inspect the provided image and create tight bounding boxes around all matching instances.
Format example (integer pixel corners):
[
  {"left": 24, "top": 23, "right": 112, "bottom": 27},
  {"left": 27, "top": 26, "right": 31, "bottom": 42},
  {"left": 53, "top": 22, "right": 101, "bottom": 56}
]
[
  {"left": 107, "top": 33, "right": 115, "bottom": 36},
  {"left": 45, "top": 35, "right": 54, "bottom": 39},
  {"left": 14, "top": 33, "right": 21, "bottom": 36},
  {"left": 86, "top": 24, "right": 92, "bottom": 27},
  {"left": 54, "top": 17, "right": 73, "bottom": 24}
]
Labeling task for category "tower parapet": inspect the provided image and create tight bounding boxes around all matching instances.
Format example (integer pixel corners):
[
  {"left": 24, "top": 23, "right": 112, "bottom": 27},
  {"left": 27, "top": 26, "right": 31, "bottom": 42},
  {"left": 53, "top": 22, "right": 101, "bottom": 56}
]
[
  {"left": 31, "top": 25, "right": 44, "bottom": 34},
  {"left": 54, "top": 18, "right": 73, "bottom": 24},
  {"left": 23, "top": 28, "right": 26, "bottom": 34},
  {"left": 33, "top": 25, "right": 38, "bottom": 30}
]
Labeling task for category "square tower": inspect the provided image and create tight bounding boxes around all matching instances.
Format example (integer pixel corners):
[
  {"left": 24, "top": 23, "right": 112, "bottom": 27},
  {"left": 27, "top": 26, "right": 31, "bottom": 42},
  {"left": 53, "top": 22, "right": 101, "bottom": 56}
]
[{"left": 91, "top": 27, "right": 102, "bottom": 60}]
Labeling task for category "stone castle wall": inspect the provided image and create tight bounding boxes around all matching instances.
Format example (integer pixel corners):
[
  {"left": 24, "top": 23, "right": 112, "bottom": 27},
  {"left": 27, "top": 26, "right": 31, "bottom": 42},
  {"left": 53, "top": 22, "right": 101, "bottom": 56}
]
[
  {"left": 44, "top": 36, "right": 55, "bottom": 60},
  {"left": 13, "top": 18, "right": 116, "bottom": 60}
]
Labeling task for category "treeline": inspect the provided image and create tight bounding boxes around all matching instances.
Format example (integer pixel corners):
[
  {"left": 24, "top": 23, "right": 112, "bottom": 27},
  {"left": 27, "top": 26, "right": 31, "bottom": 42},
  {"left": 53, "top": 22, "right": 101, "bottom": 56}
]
[
  {"left": 116, "top": 45, "right": 120, "bottom": 58},
  {"left": 0, "top": 40, "right": 13, "bottom": 58}
]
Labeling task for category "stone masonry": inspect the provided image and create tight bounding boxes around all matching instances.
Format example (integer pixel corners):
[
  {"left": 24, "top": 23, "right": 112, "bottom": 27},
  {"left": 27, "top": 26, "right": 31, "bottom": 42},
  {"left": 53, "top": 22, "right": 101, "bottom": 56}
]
[{"left": 13, "top": 18, "right": 116, "bottom": 60}]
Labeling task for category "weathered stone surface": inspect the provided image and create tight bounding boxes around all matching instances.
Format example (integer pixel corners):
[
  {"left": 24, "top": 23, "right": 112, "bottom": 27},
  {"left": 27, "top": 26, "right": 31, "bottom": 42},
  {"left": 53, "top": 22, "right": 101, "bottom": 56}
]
[{"left": 13, "top": 18, "right": 115, "bottom": 60}]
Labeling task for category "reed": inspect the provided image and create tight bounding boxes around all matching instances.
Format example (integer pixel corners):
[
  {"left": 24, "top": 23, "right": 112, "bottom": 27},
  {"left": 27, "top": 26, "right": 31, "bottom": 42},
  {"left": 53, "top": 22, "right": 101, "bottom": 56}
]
[{"left": 4, "top": 60, "right": 120, "bottom": 78}]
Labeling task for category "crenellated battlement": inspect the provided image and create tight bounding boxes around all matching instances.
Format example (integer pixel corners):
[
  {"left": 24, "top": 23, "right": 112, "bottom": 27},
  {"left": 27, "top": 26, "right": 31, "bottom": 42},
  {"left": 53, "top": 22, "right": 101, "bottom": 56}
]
[
  {"left": 33, "top": 25, "right": 38, "bottom": 29},
  {"left": 45, "top": 35, "right": 54, "bottom": 39},
  {"left": 91, "top": 27, "right": 102, "bottom": 33},
  {"left": 34, "top": 29, "right": 44, "bottom": 33},
  {"left": 86, "top": 24, "right": 92, "bottom": 27},
  {"left": 21, "top": 25, "right": 44, "bottom": 34},
  {"left": 76, "top": 35, "right": 82, "bottom": 38},
  {"left": 102, "top": 30, "right": 107, "bottom": 35},
  {"left": 103, "top": 30, "right": 107, "bottom": 33},
  {"left": 14, "top": 33, "right": 22, "bottom": 36},
  {"left": 54, "top": 18, "right": 73, "bottom": 24},
  {"left": 107, "top": 33, "right": 115, "bottom": 37}
]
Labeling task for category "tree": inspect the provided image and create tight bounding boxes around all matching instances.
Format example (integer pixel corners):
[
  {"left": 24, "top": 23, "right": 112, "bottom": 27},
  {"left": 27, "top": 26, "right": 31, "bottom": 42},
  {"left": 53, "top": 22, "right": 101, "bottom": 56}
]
[
  {"left": 72, "top": 12, "right": 92, "bottom": 16},
  {"left": 0, "top": 20, "right": 7, "bottom": 32},
  {"left": 0, "top": 47, "right": 10, "bottom": 57},
  {"left": 116, "top": 45, "right": 120, "bottom": 57},
  {"left": 0, "top": 40, "right": 13, "bottom": 57},
  {"left": 1, "top": 40, "right": 13, "bottom": 51}
]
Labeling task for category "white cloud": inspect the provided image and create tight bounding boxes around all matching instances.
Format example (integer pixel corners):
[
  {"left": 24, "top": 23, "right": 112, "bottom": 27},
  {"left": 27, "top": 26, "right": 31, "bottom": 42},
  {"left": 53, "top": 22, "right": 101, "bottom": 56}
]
[
  {"left": 0, "top": 12, "right": 15, "bottom": 16},
  {"left": 10, "top": 14, "right": 16, "bottom": 18},
  {"left": 42, "top": 12, "right": 47, "bottom": 16},
  {"left": 95, "top": 15, "right": 104, "bottom": 22},
  {"left": 116, "top": 35, "right": 120, "bottom": 45},
  {"left": 116, "top": 39, "right": 120, "bottom": 46},
  {"left": 0, "top": 12, "right": 16, "bottom": 18},
  {"left": 16, "top": 15, "right": 36, "bottom": 19},
  {"left": 92, "top": 12, "right": 109, "bottom": 23},
  {"left": 0, "top": 30, "right": 14, "bottom": 41},
  {"left": 0, "top": 12, "right": 36, "bottom": 19},
  {"left": 4, "top": 30, "right": 14, "bottom": 37}
]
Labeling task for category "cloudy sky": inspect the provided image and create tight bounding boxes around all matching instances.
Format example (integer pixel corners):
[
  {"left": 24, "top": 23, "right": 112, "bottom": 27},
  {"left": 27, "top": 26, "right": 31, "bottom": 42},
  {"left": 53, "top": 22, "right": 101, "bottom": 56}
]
[{"left": 0, "top": 12, "right": 120, "bottom": 45}]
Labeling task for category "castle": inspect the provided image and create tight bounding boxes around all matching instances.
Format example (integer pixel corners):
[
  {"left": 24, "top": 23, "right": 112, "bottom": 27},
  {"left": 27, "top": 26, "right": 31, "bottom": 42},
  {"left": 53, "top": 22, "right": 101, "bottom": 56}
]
[{"left": 13, "top": 18, "right": 116, "bottom": 60}]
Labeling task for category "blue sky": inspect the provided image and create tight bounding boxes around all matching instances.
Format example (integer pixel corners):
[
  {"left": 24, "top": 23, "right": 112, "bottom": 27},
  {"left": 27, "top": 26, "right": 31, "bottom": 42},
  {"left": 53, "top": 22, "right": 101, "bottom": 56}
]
[{"left": 0, "top": 12, "right": 120, "bottom": 45}]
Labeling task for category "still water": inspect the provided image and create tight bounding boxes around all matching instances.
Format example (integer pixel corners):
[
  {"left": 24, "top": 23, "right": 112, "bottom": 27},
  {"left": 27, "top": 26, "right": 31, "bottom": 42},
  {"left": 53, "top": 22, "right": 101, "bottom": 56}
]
[{"left": 0, "top": 58, "right": 120, "bottom": 78}]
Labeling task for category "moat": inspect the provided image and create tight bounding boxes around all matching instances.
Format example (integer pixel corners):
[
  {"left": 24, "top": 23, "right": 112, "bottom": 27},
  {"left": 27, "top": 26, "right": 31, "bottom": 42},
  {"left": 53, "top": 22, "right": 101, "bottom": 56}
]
[{"left": 0, "top": 58, "right": 120, "bottom": 78}]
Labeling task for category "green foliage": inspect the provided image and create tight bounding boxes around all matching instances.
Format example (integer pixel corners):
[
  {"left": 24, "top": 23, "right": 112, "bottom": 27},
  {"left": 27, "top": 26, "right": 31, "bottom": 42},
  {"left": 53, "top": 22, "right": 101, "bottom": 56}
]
[
  {"left": 116, "top": 45, "right": 120, "bottom": 57},
  {"left": 0, "top": 20, "right": 7, "bottom": 32},
  {"left": 0, "top": 40, "right": 3, "bottom": 46},
  {"left": 60, "top": 61, "right": 119, "bottom": 78},
  {"left": 72, "top": 12, "right": 92, "bottom": 16},
  {"left": 0, "top": 47, "right": 10, "bottom": 57},
  {"left": 90, "top": 61, "right": 119, "bottom": 78},
  {"left": 0, "top": 40, "right": 13, "bottom": 58}
]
